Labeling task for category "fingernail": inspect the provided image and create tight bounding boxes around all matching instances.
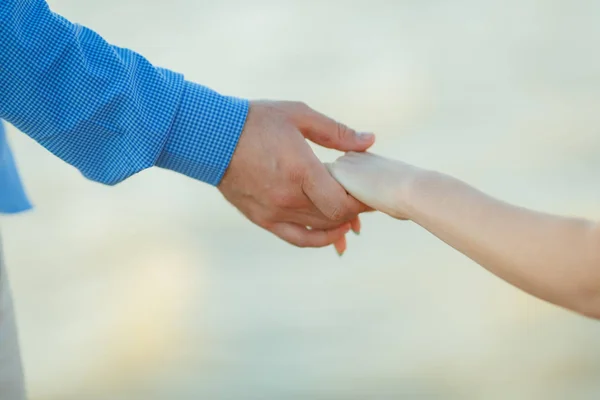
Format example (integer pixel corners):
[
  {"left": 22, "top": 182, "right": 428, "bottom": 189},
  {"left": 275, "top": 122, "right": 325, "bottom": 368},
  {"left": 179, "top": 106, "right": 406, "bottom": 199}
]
[
  {"left": 351, "top": 219, "right": 361, "bottom": 235},
  {"left": 337, "top": 249, "right": 344, "bottom": 257},
  {"left": 356, "top": 132, "right": 375, "bottom": 142}
]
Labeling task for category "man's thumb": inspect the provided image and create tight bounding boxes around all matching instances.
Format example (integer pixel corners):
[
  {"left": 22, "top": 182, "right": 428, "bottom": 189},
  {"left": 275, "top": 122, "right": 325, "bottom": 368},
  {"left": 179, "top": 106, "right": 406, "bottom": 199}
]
[{"left": 296, "top": 105, "right": 375, "bottom": 151}]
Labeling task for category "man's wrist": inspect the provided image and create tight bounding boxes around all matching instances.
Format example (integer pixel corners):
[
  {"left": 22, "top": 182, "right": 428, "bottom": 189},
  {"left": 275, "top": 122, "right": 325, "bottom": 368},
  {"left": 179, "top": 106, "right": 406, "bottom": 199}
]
[{"left": 156, "top": 81, "right": 249, "bottom": 185}]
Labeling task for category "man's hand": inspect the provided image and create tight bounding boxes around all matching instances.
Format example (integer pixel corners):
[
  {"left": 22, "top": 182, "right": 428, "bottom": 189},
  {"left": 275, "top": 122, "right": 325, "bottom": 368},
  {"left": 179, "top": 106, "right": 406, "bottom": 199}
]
[{"left": 218, "top": 101, "right": 375, "bottom": 248}]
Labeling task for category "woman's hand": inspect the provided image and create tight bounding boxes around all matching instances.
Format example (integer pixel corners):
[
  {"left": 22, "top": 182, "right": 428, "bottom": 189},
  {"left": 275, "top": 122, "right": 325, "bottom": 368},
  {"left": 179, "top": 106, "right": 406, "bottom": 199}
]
[{"left": 327, "top": 152, "right": 422, "bottom": 220}]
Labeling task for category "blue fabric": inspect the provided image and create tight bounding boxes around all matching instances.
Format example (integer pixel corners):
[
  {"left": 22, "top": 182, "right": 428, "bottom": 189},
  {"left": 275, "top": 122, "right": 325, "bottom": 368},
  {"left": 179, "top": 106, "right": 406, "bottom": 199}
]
[
  {"left": 0, "top": 123, "right": 32, "bottom": 214},
  {"left": 0, "top": 0, "right": 249, "bottom": 214}
]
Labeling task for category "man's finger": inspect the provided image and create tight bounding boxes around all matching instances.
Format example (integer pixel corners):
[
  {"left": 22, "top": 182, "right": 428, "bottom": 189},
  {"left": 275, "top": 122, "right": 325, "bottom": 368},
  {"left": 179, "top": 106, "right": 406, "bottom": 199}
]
[
  {"left": 287, "top": 207, "right": 355, "bottom": 230},
  {"left": 294, "top": 106, "right": 375, "bottom": 152},
  {"left": 271, "top": 222, "right": 351, "bottom": 248},
  {"left": 333, "top": 235, "right": 347, "bottom": 256},
  {"left": 350, "top": 216, "right": 361, "bottom": 234},
  {"left": 303, "top": 163, "right": 370, "bottom": 222}
]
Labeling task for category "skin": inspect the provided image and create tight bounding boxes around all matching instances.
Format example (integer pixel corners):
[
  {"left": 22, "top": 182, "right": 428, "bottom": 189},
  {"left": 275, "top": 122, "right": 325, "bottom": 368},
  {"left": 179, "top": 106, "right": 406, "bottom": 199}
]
[
  {"left": 328, "top": 151, "right": 600, "bottom": 319},
  {"left": 218, "top": 101, "right": 374, "bottom": 249}
]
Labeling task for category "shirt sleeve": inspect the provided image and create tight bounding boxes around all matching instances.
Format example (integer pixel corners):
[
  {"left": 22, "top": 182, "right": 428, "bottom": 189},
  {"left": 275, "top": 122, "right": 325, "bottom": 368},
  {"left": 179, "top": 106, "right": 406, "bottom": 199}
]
[{"left": 0, "top": 0, "right": 248, "bottom": 186}]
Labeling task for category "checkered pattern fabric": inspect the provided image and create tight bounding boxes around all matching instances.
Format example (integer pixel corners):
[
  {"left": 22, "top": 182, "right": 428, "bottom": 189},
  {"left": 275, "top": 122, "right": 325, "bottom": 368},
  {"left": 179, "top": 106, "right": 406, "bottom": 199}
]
[
  {"left": 0, "top": 123, "right": 32, "bottom": 214},
  {"left": 0, "top": 0, "right": 249, "bottom": 213}
]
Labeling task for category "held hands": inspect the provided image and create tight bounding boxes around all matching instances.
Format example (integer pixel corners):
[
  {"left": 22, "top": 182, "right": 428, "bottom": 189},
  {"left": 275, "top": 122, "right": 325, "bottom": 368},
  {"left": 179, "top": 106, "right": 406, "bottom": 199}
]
[
  {"left": 218, "top": 101, "right": 375, "bottom": 248},
  {"left": 328, "top": 152, "right": 422, "bottom": 221}
]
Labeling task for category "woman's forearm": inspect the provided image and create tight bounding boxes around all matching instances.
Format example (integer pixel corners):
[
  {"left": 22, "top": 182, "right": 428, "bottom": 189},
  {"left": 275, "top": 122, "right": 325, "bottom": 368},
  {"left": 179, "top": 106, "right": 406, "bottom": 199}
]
[{"left": 406, "top": 170, "right": 600, "bottom": 318}]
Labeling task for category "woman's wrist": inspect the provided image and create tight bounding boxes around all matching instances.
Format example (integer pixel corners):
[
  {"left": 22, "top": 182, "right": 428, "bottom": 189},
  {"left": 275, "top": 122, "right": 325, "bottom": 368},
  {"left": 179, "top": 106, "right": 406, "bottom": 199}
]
[{"left": 402, "top": 167, "right": 440, "bottom": 222}]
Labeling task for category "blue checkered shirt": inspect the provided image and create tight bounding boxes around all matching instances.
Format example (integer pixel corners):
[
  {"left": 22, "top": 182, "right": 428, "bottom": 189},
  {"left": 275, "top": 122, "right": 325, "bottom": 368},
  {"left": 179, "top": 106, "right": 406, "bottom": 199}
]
[{"left": 0, "top": 0, "right": 249, "bottom": 214}]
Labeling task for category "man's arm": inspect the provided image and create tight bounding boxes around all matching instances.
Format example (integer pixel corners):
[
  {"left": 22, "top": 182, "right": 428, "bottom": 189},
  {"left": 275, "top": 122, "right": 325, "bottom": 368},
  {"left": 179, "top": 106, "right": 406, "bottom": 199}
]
[
  {"left": 0, "top": 0, "right": 374, "bottom": 248},
  {"left": 0, "top": 0, "right": 248, "bottom": 185},
  {"left": 330, "top": 152, "right": 600, "bottom": 319}
]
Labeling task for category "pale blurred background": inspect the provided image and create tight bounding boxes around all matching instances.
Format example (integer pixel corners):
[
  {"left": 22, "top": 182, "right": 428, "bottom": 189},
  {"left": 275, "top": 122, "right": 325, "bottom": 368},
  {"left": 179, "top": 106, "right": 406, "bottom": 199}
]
[{"left": 2, "top": 0, "right": 600, "bottom": 399}]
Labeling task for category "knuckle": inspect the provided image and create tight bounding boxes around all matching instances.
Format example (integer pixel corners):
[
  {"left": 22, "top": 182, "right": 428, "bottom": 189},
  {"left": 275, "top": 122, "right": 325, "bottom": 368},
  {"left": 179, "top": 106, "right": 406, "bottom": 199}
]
[
  {"left": 249, "top": 211, "right": 273, "bottom": 230},
  {"left": 295, "top": 239, "right": 309, "bottom": 248},
  {"left": 283, "top": 100, "right": 309, "bottom": 114},
  {"left": 328, "top": 206, "right": 345, "bottom": 222},
  {"left": 328, "top": 200, "right": 359, "bottom": 222},
  {"left": 245, "top": 208, "right": 261, "bottom": 224},
  {"left": 335, "top": 122, "right": 351, "bottom": 140},
  {"left": 286, "top": 235, "right": 308, "bottom": 248},
  {"left": 257, "top": 218, "right": 273, "bottom": 230}
]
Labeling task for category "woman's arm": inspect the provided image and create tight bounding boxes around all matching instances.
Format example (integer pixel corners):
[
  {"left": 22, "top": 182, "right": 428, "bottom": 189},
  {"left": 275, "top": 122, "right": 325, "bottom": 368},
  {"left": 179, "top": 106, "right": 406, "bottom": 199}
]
[{"left": 329, "top": 152, "right": 600, "bottom": 319}]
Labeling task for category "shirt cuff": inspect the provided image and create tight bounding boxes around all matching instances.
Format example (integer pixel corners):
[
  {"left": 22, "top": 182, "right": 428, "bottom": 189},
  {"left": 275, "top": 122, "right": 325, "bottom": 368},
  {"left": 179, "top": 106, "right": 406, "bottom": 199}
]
[{"left": 156, "top": 81, "right": 249, "bottom": 185}]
